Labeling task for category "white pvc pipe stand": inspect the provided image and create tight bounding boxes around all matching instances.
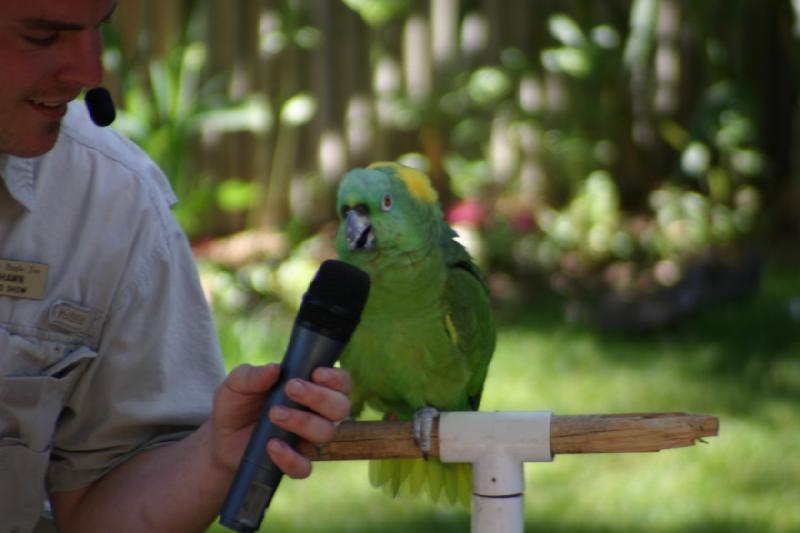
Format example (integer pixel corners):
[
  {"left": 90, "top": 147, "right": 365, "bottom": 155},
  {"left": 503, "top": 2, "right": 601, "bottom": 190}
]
[{"left": 439, "top": 411, "right": 553, "bottom": 533}]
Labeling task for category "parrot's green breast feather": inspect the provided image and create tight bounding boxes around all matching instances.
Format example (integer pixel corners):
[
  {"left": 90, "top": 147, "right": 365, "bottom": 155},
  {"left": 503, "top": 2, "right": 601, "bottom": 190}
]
[{"left": 336, "top": 163, "right": 495, "bottom": 418}]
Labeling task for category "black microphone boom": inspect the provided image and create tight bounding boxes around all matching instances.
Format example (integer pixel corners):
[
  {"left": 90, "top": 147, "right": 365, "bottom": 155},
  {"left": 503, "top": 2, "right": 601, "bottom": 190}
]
[
  {"left": 85, "top": 87, "right": 116, "bottom": 127},
  {"left": 220, "top": 259, "right": 370, "bottom": 532}
]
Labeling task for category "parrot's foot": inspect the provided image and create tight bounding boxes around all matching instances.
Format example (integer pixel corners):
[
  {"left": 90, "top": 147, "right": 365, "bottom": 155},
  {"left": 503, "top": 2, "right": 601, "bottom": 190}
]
[{"left": 413, "top": 407, "right": 440, "bottom": 461}]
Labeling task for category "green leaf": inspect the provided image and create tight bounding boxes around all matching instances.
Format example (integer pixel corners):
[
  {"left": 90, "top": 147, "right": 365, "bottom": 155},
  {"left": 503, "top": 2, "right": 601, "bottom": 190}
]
[
  {"left": 280, "top": 93, "right": 317, "bottom": 126},
  {"left": 341, "top": 0, "right": 411, "bottom": 26},
  {"left": 216, "top": 179, "right": 262, "bottom": 213},
  {"left": 548, "top": 13, "right": 586, "bottom": 47}
]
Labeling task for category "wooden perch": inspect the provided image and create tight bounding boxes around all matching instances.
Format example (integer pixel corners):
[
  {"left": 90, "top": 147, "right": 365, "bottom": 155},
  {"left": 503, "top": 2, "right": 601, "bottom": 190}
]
[{"left": 300, "top": 412, "right": 719, "bottom": 461}]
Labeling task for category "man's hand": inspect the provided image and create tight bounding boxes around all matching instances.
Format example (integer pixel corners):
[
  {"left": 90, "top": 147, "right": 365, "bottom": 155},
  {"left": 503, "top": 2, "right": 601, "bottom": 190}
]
[
  {"left": 211, "top": 363, "right": 352, "bottom": 478},
  {"left": 52, "top": 363, "right": 352, "bottom": 532}
]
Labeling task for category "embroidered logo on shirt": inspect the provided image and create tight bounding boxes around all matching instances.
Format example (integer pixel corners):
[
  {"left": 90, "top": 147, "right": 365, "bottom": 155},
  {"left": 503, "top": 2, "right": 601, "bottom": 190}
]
[
  {"left": 0, "top": 259, "right": 48, "bottom": 300},
  {"left": 49, "top": 299, "right": 100, "bottom": 337}
]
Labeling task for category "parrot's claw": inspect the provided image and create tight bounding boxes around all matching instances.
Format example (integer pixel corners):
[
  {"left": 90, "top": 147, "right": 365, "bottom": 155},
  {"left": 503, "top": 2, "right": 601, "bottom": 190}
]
[
  {"left": 335, "top": 415, "right": 356, "bottom": 427},
  {"left": 413, "top": 407, "right": 440, "bottom": 461}
]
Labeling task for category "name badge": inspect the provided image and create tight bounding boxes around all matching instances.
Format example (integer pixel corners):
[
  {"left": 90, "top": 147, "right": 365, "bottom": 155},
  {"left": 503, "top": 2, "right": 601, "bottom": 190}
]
[{"left": 0, "top": 259, "right": 49, "bottom": 300}]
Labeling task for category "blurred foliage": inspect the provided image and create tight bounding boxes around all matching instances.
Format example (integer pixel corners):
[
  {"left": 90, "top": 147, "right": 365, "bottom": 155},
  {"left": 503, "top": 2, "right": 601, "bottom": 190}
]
[
  {"left": 202, "top": 261, "right": 800, "bottom": 532},
  {"left": 103, "top": 3, "right": 272, "bottom": 236},
  {"left": 104, "top": 0, "right": 799, "bottom": 323},
  {"left": 428, "top": 6, "right": 769, "bottom": 302},
  {"left": 342, "top": 0, "right": 412, "bottom": 26}
]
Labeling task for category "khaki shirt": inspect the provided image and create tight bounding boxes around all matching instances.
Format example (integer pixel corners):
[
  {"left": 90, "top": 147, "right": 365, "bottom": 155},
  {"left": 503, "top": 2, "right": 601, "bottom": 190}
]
[{"left": 0, "top": 102, "right": 226, "bottom": 532}]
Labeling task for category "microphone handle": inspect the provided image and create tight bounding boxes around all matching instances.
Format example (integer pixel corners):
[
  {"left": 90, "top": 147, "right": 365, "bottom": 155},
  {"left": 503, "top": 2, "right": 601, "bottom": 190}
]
[{"left": 220, "top": 325, "right": 346, "bottom": 532}]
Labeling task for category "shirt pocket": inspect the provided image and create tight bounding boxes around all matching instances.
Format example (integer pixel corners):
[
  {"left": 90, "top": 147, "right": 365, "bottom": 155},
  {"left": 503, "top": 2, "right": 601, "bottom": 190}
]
[
  {"left": 0, "top": 327, "right": 97, "bottom": 453},
  {"left": 0, "top": 438, "right": 52, "bottom": 533}
]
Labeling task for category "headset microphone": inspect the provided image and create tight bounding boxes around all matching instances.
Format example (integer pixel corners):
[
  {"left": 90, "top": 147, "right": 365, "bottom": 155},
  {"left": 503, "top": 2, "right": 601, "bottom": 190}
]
[{"left": 85, "top": 87, "right": 116, "bottom": 127}]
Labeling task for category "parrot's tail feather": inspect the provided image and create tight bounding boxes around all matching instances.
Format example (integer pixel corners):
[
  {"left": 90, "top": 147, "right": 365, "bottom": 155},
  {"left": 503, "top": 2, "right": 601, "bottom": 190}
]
[
  {"left": 443, "top": 462, "right": 459, "bottom": 504},
  {"left": 407, "top": 457, "right": 426, "bottom": 494},
  {"left": 390, "top": 459, "right": 412, "bottom": 496},
  {"left": 458, "top": 461, "right": 472, "bottom": 508},
  {"left": 368, "top": 459, "right": 472, "bottom": 508},
  {"left": 369, "top": 458, "right": 411, "bottom": 497},
  {"left": 368, "top": 458, "right": 383, "bottom": 488},
  {"left": 425, "top": 460, "right": 444, "bottom": 503}
]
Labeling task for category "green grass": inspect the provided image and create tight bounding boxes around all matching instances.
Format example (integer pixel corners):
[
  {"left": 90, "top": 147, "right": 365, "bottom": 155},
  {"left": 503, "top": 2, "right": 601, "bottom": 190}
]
[{"left": 208, "top": 260, "right": 800, "bottom": 532}]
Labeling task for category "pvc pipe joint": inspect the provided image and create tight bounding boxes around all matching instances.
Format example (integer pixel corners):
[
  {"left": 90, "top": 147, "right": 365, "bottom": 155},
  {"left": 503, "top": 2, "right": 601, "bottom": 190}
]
[{"left": 438, "top": 411, "right": 553, "bottom": 497}]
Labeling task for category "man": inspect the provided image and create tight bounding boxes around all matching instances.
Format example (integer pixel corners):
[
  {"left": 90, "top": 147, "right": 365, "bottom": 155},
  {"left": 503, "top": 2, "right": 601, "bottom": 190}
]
[{"left": 0, "top": 1, "right": 351, "bottom": 531}]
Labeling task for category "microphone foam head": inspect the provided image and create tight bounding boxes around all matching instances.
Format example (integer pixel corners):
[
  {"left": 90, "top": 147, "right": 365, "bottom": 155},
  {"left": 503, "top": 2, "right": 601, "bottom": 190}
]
[
  {"left": 85, "top": 87, "right": 116, "bottom": 127},
  {"left": 298, "top": 260, "right": 370, "bottom": 341}
]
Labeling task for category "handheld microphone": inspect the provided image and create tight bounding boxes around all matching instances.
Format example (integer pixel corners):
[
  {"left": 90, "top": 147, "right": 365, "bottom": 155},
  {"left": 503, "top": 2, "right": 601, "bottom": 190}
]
[
  {"left": 84, "top": 87, "right": 116, "bottom": 127},
  {"left": 220, "top": 259, "right": 370, "bottom": 533}
]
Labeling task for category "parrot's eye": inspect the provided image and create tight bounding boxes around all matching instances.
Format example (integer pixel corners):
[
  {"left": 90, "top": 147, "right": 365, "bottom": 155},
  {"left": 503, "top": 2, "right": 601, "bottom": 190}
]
[{"left": 381, "top": 194, "right": 393, "bottom": 212}]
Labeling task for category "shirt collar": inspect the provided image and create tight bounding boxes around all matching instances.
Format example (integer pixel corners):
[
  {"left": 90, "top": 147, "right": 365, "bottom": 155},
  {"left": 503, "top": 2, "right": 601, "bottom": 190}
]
[{"left": 0, "top": 153, "right": 36, "bottom": 211}]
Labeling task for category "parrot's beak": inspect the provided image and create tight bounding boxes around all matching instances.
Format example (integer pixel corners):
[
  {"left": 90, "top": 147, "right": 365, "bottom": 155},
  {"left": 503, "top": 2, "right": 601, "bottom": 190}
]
[{"left": 346, "top": 209, "right": 375, "bottom": 251}]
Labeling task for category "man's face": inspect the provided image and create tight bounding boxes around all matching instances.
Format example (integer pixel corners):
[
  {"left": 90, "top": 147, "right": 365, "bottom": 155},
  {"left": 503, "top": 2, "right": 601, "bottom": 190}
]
[{"left": 0, "top": 0, "right": 115, "bottom": 157}]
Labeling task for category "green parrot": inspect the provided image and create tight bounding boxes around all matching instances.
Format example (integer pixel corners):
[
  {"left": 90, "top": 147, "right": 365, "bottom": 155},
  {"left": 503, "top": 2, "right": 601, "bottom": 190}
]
[{"left": 335, "top": 161, "right": 496, "bottom": 507}]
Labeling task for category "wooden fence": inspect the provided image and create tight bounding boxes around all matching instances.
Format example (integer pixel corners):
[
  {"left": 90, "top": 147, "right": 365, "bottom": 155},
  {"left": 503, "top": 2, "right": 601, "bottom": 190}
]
[
  {"left": 103, "top": 1, "right": 797, "bottom": 241},
  {"left": 103, "top": 0, "right": 625, "bottom": 234}
]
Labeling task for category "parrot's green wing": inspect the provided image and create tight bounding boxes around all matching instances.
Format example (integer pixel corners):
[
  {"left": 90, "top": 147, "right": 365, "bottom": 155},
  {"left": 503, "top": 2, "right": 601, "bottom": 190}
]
[{"left": 440, "top": 223, "right": 496, "bottom": 410}]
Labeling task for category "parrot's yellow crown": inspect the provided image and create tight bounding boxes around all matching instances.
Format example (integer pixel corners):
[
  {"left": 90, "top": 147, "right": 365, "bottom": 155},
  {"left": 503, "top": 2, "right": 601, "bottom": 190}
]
[{"left": 369, "top": 162, "right": 439, "bottom": 204}]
